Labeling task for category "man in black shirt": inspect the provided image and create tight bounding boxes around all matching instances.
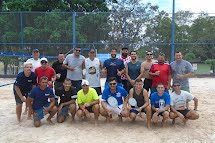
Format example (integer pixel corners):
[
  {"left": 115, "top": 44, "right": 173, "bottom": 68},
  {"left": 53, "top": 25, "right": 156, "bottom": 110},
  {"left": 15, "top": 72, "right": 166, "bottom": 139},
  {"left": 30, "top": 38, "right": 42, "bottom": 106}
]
[
  {"left": 55, "top": 79, "right": 77, "bottom": 123},
  {"left": 52, "top": 53, "right": 67, "bottom": 91}
]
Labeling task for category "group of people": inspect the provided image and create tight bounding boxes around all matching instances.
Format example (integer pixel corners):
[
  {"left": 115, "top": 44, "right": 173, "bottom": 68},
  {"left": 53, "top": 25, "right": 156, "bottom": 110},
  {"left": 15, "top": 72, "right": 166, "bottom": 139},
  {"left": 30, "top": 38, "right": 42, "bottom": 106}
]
[{"left": 13, "top": 47, "right": 199, "bottom": 128}]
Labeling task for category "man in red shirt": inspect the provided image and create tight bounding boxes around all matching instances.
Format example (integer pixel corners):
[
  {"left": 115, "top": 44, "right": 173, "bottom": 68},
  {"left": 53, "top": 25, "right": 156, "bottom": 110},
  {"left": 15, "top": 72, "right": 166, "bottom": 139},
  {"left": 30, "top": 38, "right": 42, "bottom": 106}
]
[
  {"left": 35, "top": 58, "right": 56, "bottom": 88},
  {"left": 149, "top": 53, "right": 171, "bottom": 94}
]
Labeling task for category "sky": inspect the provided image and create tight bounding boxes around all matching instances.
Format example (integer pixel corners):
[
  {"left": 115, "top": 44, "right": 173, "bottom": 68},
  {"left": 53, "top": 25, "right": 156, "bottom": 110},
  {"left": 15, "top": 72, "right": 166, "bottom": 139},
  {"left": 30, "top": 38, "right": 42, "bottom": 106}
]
[{"left": 143, "top": 0, "right": 215, "bottom": 14}]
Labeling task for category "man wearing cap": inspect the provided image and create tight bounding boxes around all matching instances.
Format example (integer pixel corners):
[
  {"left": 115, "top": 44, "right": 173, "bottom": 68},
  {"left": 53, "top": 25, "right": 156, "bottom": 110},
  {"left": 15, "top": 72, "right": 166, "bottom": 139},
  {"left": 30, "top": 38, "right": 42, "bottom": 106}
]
[
  {"left": 76, "top": 79, "right": 100, "bottom": 125},
  {"left": 35, "top": 58, "right": 56, "bottom": 88},
  {"left": 82, "top": 49, "right": 102, "bottom": 95},
  {"left": 118, "top": 47, "right": 131, "bottom": 91},
  {"left": 52, "top": 53, "right": 67, "bottom": 91},
  {"left": 102, "top": 48, "right": 125, "bottom": 88},
  {"left": 63, "top": 47, "right": 85, "bottom": 91},
  {"left": 170, "top": 81, "right": 199, "bottom": 124},
  {"left": 26, "top": 49, "right": 41, "bottom": 72},
  {"left": 13, "top": 62, "right": 37, "bottom": 122}
]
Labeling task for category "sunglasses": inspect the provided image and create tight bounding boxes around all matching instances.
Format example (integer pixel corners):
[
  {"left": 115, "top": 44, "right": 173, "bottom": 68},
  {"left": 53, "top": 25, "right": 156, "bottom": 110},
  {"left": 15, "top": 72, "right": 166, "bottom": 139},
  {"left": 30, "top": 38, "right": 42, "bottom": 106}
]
[
  {"left": 76, "top": 49, "right": 81, "bottom": 52},
  {"left": 41, "top": 61, "right": 47, "bottom": 64},
  {"left": 109, "top": 83, "right": 116, "bottom": 85},
  {"left": 147, "top": 54, "right": 152, "bottom": 55},
  {"left": 173, "top": 84, "right": 180, "bottom": 87}
]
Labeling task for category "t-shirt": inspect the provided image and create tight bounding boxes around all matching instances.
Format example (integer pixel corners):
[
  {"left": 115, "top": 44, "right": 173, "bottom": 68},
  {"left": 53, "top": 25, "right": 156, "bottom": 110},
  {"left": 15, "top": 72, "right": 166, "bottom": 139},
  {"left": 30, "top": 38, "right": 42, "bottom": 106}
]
[
  {"left": 127, "top": 61, "right": 142, "bottom": 80},
  {"left": 77, "top": 88, "right": 99, "bottom": 104},
  {"left": 118, "top": 55, "right": 131, "bottom": 80},
  {"left": 13, "top": 71, "right": 37, "bottom": 95},
  {"left": 150, "top": 92, "right": 171, "bottom": 109},
  {"left": 29, "top": 86, "right": 55, "bottom": 110},
  {"left": 35, "top": 66, "right": 56, "bottom": 87},
  {"left": 170, "top": 90, "right": 194, "bottom": 110},
  {"left": 149, "top": 62, "right": 171, "bottom": 88},
  {"left": 102, "top": 86, "right": 128, "bottom": 106},
  {"left": 103, "top": 58, "right": 125, "bottom": 83},
  {"left": 55, "top": 86, "right": 77, "bottom": 105},
  {"left": 52, "top": 60, "right": 67, "bottom": 83},
  {"left": 63, "top": 54, "right": 85, "bottom": 80},
  {"left": 26, "top": 58, "right": 41, "bottom": 72},
  {"left": 170, "top": 60, "right": 193, "bottom": 89},
  {"left": 85, "top": 57, "right": 101, "bottom": 87}
]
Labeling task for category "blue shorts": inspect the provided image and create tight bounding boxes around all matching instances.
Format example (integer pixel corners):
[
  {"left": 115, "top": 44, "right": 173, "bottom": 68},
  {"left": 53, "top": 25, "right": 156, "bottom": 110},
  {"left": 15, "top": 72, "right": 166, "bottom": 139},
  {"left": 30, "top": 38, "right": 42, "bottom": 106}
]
[
  {"left": 130, "top": 108, "right": 146, "bottom": 114},
  {"left": 58, "top": 105, "right": 69, "bottom": 117},
  {"left": 33, "top": 102, "right": 50, "bottom": 122}
]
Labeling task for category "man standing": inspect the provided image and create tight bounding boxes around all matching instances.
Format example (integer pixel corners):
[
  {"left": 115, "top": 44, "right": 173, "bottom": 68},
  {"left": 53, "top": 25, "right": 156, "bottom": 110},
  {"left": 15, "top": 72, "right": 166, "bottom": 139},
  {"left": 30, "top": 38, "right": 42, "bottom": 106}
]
[
  {"left": 28, "top": 76, "right": 58, "bottom": 127},
  {"left": 128, "top": 79, "right": 151, "bottom": 128},
  {"left": 149, "top": 53, "right": 171, "bottom": 93},
  {"left": 102, "top": 48, "right": 125, "bottom": 88},
  {"left": 76, "top": 80, "right": 100, "bottom": 125},
  {"left": 170, "top": 81, "right": 199, "bottom": 124},
  {"left": 52, "top": 53, "right": 67, "bottom": 90},
  {"left": 118, "top": 47, "right": 131, "bottom": 91},
  {"left": 14, "top": 62, "right": 37, "bottom": 122},
  {"left": 82, "top": 49, "right": 102, "bottom": 95},
  {"left": 100, "top": 77, "right": 129, "bottom": 122},
  {"left": 170, "top": 52, "right": 194, "bottom": 92},
  {"left": 55, "top": 79, "right": 77, "bottom": 123},
  {"left": 150, "top": 83, "right": 170, "bottom": 127},
  {"left": 125, "top": 50, "right": 143, "bottom": 91},
  {"left": 26, "top": 48, "right": 41, "bottom": 72},
  {"left": 63, "top": 47, "right": 85, "bottom": 91},
  {"left": 35, "top": 58, "right": 56, "bottom": 88},
  {"left": 141, "top": 51, "right": 156, "bottom": 92}
]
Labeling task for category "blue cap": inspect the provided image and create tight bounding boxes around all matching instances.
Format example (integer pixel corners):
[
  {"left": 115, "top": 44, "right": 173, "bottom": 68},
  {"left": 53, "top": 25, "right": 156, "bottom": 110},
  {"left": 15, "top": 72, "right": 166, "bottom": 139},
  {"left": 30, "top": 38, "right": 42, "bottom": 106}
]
[{"left": 32, "top": 49, "right": 39, "bottom": 52}]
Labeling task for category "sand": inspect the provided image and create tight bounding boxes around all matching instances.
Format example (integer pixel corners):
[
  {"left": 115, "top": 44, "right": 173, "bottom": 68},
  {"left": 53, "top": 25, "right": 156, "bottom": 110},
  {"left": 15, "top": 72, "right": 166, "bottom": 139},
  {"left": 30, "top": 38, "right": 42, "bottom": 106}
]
[{"left": 0, "top": 78, "right": 214, "bottom": 143}]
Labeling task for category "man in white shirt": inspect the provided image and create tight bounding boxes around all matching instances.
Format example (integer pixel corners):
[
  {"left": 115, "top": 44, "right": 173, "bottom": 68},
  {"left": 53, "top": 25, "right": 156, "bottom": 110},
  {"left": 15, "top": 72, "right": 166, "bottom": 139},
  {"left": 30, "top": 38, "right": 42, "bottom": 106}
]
[
  {"left": 170, "top": 81, "right": 199, "bottom": 124},
  {"left": 26, "top": 49, "right": 41, "bottom": 72}
]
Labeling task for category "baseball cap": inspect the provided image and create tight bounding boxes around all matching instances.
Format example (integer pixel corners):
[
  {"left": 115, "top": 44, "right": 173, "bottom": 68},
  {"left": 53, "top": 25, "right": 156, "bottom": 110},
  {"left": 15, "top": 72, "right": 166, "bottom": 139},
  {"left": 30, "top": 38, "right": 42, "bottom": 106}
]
[
  {"left": 40, "top": 57, "right": 48, "bottom": 62},
  {"left": 81, "top": 79, "right": 89, "bottom": 86},
  {"left": 173, "top": 81, "right": 180, "bottom": 86},
  {"left": 32, "top": 49, "right": 39, "bottom": 52},
  {"left": 89, "top": 48, "right": 96, "bottom": 53}
]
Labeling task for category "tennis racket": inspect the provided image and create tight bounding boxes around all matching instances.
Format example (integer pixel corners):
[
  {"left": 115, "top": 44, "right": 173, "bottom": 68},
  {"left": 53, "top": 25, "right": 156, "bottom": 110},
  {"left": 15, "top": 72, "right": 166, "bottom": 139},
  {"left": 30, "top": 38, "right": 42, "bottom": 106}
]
[
  {"left": 107, "top": 96, "right": 119, "bottom": 108},
  {"left": 128, "top": 98, "right": 138, "bottom": 109}
]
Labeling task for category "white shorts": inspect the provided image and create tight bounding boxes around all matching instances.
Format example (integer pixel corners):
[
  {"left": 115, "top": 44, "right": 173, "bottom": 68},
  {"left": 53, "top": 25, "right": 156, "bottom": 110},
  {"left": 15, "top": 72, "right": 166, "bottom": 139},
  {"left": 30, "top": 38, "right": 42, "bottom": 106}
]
[{"left": 106, "top": 104, "right": 123, "bottom": 115}]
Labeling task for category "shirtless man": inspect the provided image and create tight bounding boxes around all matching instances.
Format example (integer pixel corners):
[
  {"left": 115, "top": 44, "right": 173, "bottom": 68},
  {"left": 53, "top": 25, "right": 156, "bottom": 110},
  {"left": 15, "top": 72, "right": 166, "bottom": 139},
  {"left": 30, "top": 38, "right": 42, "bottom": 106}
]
[{"left": 141, "top": 51, "right": 156, "bottom": 92}]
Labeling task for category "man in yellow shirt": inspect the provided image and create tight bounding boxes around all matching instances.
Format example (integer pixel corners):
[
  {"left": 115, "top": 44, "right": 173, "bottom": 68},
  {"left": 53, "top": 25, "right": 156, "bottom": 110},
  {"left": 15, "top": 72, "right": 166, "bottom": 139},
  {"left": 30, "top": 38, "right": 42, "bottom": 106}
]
[{"left": 77, "top": 80, "right": 100, "bottom": 125}]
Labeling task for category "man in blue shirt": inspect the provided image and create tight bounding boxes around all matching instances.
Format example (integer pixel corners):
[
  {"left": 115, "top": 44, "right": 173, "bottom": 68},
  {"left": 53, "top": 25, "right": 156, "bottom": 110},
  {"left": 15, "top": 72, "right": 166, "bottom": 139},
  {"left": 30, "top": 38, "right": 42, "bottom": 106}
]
[
  {"left": 102, "top": 48, "right": 125, "bottom": 88},
  {"left": 28, "top": 76, "right": 58, "bottom": 127},
  {"left": 150, "top": 83, "right": 170, "bottom": 127},
  {"left": 14, "top": 62, "right": 37, "bottom": 122},
  {"left": 100, "top": 77, "right": 129, "bottom": 122}
]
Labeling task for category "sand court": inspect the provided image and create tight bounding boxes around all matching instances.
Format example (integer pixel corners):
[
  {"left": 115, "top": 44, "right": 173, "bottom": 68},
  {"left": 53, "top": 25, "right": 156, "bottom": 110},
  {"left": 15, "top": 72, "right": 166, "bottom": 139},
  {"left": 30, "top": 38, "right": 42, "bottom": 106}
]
[{"left": 0, "top": 78, "right": 215, "bottom": 143}]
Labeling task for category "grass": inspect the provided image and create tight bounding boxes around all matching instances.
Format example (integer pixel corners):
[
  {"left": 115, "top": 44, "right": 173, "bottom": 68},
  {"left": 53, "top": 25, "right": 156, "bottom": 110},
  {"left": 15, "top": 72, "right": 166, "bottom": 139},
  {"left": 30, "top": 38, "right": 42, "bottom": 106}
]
[{"left": 194, "top": 63, "right": 211, "bottom": 74}]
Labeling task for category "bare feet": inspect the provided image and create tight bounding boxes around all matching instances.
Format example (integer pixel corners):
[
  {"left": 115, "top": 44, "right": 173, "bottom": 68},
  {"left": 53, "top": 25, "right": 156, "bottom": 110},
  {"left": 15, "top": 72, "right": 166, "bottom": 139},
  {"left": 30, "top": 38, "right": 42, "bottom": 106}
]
[{"left": 47, "top": 119, "right": 55, "bottom": 125}]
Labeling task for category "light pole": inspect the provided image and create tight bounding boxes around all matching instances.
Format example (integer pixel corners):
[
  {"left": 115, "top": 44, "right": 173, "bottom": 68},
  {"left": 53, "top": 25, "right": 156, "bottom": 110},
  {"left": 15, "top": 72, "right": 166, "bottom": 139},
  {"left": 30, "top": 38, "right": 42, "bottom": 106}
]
[{"left": 171, "top": 0, "right": 175, "bottom": 62}]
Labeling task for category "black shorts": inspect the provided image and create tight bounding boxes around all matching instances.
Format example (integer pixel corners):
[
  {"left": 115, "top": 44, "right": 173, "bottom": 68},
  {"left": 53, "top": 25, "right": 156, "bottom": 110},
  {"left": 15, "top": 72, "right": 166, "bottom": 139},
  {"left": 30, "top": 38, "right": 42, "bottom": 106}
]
[
  {"left": 92, "top": 87, "right": 102, "bottom": 95},
  {"left": 14, "top": 92, "right": 28, "bottom": 105},
  {"left": 152, "top": 110, "right": 169, "bottom": 116},
  {"left": 78, "top": 105, "right": 94, "bottom": 113},
  {"left": 177, "top": 109, "right": 190, "bottom": 116},
  {"left": 143, "top": 78, "right": 152, "bottom": 92},
  {"left": 130, "top": 108, "right": 146, "bottom": 114}
]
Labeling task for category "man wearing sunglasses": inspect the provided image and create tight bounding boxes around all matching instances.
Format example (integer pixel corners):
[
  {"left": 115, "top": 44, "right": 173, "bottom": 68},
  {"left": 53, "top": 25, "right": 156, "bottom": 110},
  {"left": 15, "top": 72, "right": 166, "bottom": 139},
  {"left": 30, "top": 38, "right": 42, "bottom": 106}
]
[
  {"left": 170, "top": 81, "right": 199, "bottom": 124},
  {"left": 141, "top": 51, "right": 156, "bottom": 92},
  {"left": 63, "top": 47, "right": 85, "bottom": 91},
  {"left": 100, "top": 77, "right": 129, "bottom": 122},
  {"left": 35, "top": 58, "right": 56, "bottom": 88}
]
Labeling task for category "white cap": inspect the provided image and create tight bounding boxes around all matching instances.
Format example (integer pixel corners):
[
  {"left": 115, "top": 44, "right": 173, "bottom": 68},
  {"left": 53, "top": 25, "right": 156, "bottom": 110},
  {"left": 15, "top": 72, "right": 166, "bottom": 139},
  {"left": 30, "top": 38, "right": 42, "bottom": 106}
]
[
  {"left": 40, "top": 57, "right": 48, "bottom": 62},
  {"left": 81, "top": 79, "right": 89, "bottom": 86}
]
